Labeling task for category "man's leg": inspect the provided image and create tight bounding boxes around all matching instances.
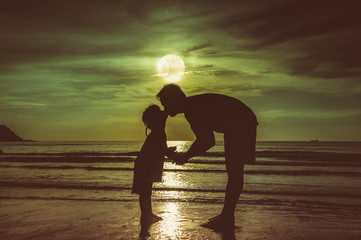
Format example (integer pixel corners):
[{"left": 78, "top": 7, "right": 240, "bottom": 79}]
[
  {"left": 220, "top": 131, "right": 246, "bottom": 221},
  {"left": 203, "top": 125, "right": 256, "bottom": 230},
  {"left": 221, "top": 164, "right": 245, "bottom": 220},
  {"left": 222, "top": 125, "right": 257, "bottom": 217},
  {"left": 202, "top": 133, "right": 244, "bottom": 230}
]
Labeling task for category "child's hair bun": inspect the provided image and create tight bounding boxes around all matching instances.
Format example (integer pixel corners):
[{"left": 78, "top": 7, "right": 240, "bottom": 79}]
[{"left": 142, "top": 104, "right": 162, "bottom": 132}]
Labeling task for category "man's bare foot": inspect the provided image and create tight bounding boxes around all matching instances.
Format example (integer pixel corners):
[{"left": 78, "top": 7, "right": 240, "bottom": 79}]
[
  {"left": 208, "top": 214, "right": 222, "bottom": 221},
  {"left": 140, "top": 214, "right": 163, "bottom": 225},
  {"left": 201, "top": 215, "right": 235, "bottom": 232}
]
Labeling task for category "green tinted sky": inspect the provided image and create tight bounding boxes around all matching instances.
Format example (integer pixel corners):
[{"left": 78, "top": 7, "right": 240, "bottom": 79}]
[{"left": 1, "top": 0, "right": 360, "bottom": 141}]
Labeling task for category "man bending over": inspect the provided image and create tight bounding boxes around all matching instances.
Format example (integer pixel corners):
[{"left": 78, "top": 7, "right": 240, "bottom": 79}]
[{"left": 157, "top": 84, "right": 258, "bottom": 231}]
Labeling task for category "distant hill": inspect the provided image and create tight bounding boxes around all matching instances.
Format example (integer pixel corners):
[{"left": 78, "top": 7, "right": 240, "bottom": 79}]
[{"left": 0, "top": 125, "right": 25, "bottom": 141}]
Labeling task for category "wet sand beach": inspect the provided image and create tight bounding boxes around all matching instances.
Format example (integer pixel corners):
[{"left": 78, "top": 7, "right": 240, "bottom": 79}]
[{"left": 1, "top": 197, "right": 360, "bottom": 240}]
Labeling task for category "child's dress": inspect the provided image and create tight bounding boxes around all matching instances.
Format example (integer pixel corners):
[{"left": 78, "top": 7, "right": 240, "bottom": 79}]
[{"left": 132, "top": 129, "right": 167, "bottom": 194}]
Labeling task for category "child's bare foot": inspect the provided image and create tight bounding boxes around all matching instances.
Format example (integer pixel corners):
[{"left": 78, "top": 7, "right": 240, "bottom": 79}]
[
  {"left": 140, "top": 214, "right": 163, "bottom": 225},
  {"left": 139, "top": 227, "right": 150, "bottom": 238},
  {"left": 151, "top": 213, "right": 163, "bottom": 221}
]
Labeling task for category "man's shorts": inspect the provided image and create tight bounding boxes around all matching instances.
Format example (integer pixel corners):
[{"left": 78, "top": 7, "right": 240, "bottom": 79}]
[{"left": 224, "top": 125, "right": 257, "bottom": 175}]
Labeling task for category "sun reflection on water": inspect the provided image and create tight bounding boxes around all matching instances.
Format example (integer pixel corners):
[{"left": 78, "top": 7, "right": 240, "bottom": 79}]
[
  {"left": 167, "top": 141, "right": 192, "bottom": 152},
  {"left": 155, "top": 165, "right": 196, "bottom": 197},
  {"left": 150, "top": 141, "right": 195, "bottom": 238}
]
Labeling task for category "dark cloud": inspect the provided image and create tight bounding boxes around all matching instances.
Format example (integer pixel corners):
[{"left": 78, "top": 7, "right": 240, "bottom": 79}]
[
  {"left": 184, "top": 43, "right": 212, "bottom": 53},
  {"left": 212, "top": 69, "right": 240, "bottom": 77},
  {"left": 217, "top": 0, "right": 361, "bottom": 47},
  {"left": 282, "top": 26, "right": 361, "bottom": 80},
  {"left": 0, "top": 0, "right": 145, "bottom": 33},
  {"left": 199, "top": 64, "right": 214, "bottom": 68},
  {"left": 0, "top": 0, "right": 178, "bottom": 71},
  {"left": 1, "top": 0, "right": 360, "bottom": 140},
  {"left": 0, "top": 32, "right": 149, "bottom": 73},
  {"left": 209, "top": 0, "right": 361, "bottom": 82},
  {"left": 276, "top": 113, "right": 361, "bottom": 127},
  {"left": 253, "top": 88, "right": 361, "bottom": 112}
]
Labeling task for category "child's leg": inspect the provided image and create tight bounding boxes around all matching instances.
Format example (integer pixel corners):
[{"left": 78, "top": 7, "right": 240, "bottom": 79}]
[
  {"left": 139, "top": 182, "right": 153, "bottom": 219},
  {"left": 139, "top": 182, "right": 162, "bottom": 224}
]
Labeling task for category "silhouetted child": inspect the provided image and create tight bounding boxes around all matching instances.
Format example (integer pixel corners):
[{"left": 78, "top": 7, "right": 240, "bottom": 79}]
[{"left": 132, "top": 104, "right": 174, "bottom": 229}]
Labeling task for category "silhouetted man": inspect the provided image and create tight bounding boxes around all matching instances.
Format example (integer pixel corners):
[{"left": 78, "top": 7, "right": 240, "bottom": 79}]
[{"left": 157, "top": 84, "right": 258, "bottom": 231}]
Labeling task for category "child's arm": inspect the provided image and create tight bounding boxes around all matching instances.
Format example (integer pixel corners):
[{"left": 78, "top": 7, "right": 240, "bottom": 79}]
[{"left": 165, "top": 146, "right": 176, "bottom": 158}]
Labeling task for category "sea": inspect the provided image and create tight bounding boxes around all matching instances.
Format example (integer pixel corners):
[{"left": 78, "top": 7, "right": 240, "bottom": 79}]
[{"left": 0, "top": 141, "right": 361, "bottom": 209}]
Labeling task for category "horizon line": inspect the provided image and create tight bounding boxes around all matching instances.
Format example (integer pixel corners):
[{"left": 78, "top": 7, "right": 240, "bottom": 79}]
[{"left": 1, "top": 140, "right": 361, "bottom": 142}]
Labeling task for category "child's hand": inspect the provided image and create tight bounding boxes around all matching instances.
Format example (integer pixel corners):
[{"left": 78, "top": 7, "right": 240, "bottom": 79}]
[
  {"left": 165, "top": 147, "right": 176, "bottom": 159},
  {"left": 171, "top": 152, "right": 188, "bottom": 165}
]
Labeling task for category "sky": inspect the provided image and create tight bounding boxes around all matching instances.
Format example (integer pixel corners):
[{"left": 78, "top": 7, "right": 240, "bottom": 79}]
[{"left": 1, "top": 0, "right": 360, "bottom": 141}]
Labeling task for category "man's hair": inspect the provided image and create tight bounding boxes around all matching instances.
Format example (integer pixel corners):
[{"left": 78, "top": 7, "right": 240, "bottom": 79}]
[{"left": 156, "top": 84, "right": 186, "bottom": 101}]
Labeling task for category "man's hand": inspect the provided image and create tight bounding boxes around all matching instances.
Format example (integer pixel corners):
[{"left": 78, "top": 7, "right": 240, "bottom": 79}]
[
  {"left": 166, "top": 146, "right": 177, "bottom": 155},
  {"left": 170, "top": 152, "right": 189, "bottom": 165}
]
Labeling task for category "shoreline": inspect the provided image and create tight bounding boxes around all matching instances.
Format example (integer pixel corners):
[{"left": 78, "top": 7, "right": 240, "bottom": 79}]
[
  {"left": 1, "top": 141, "right": 361, "bottom": 239},
  {"left": 1, "top": 198, "right": 360, "bottom": 240}
]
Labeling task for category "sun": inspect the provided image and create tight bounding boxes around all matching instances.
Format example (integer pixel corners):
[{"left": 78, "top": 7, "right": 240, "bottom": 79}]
[{"left": 157, "top": 54, "right": 185, "bottom": 82}]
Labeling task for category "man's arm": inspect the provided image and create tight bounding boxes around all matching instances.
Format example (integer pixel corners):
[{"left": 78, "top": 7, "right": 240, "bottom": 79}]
[
  {"left": 185, "top": 127, "right": 215, "bottom": 160},
  {"left": 172, "top": 123, "right": 215, "bottom": 165}
]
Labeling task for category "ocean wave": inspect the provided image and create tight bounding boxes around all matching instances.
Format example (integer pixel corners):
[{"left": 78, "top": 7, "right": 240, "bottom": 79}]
[
  {"left": 0, "top": 196, "right": 360, "bottom": 210},
  {"left": 0, "top": 156, "right": 136, "bottom": 163},
  {"left": 1, "top": 181, "right": 361, "bottom": 199},
  {"left": 1, "top": 156, "right": 361, "bottom": 168},
  {"left": 1, "top": 151, "right": 360, "bottom": 162},
  {"left": 1, "top": 164, "right": 361, "bottom": 177}
]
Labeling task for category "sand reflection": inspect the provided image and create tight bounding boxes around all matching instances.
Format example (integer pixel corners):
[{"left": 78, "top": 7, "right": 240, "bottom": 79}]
[
  {"left": 139, "top": 199, "right": 186, "bottom": 239},
  {"left": 155, "top": 202, "right": 187, "bottom": 239}
]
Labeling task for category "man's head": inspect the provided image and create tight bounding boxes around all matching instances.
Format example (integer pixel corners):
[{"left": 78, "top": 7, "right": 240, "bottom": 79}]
[{"left": 156, "top": 84, "right": 187, "bottom": 117}]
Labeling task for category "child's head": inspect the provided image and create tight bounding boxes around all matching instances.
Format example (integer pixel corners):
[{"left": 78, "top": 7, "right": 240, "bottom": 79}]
[{"left": 142, "top": 104, "right": 167, "bottom": 132}]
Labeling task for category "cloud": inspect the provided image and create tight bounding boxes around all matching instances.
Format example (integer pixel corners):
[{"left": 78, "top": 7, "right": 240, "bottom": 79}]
[
  {"left": 257, "top": 87, "right": 361, "bottom": 110},
  {"left": 1, "top": 0, "right": 360, "bottom": 140},
  {"left": 281, "top": 27, "right": 361, "bottom": 80},
  {"left": 184, "top": 43, "right": 212, "bottom": 54},
  {"left": 216, "top": 0, "right": 360, "bottom": 47}
]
